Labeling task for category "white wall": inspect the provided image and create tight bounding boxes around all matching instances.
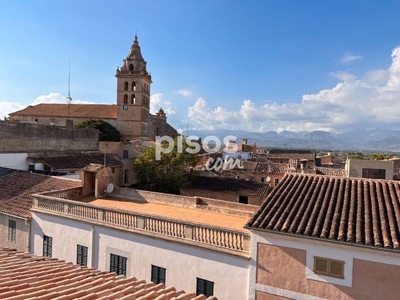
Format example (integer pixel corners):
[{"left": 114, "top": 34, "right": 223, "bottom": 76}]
[
  {"left": 0, "top": 153, "right": 28, "bottom": 170},
  {"left": 31, "top": 212, "right": 250, "bottom": 300}
]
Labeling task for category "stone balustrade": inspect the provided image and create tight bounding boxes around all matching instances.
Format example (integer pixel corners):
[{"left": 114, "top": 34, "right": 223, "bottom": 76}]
[{"left": 32, "top": 195, "right": 250, "bottom": 256}]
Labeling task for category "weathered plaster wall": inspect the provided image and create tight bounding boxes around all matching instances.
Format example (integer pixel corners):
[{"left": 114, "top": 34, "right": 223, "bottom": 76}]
[{"left": 0, "top": 121, "right": 99, "bottom": 153}]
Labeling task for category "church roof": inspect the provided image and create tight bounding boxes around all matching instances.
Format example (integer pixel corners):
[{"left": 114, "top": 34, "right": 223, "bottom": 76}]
[{"left": 9, "top": 103, "right": 117, "bottom": 119}]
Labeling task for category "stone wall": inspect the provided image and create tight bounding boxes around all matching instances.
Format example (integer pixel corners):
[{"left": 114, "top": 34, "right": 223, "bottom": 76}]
[
  {"left": 0, "top": 121, "right": 99, "bottom": 153},
  {"left": 112, "top": 187, "right": 256, "bottom": 216},
  {"left": 148, "top": 115, "right": 178, "bottom": 141}
]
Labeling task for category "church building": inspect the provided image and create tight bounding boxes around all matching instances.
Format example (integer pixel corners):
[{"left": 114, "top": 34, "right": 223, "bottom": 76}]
[{"left": 9, "top": 36, "right": 177, "bottom": 141}]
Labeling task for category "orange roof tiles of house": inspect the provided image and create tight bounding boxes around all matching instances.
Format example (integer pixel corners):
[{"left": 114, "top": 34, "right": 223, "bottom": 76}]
[
  {"left": 0, "top": 248, "right": 216, "bottom": 300},
  {"left": 9, "top": 103, "right": 117, "bottom": 119},
  {"left": 247, "top": 173, "right": 400, "bottom": 252},
  {"left": 267, "top": 150, "right": 315, "bottom": 161},
  {"left": 0, "top": 173, "right": 82, "bottom": 219}
]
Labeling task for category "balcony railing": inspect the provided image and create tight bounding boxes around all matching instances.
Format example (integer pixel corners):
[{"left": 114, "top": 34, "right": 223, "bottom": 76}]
[{"left": 32, "top": 195, "right": 250, "bottom": 256}]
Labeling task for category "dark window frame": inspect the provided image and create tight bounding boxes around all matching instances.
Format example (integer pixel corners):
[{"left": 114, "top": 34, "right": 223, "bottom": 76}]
[
  {"left": 362, "top": 168, "right": 386, "bottom": 179},
  {"left": 8, "top": 219, "right": 16, "bottom": 242},
  {"left": 151, "top": 265, "right": 166, "bottom": 284},
  {"left": 43, "top": 235, "right": 53, "bottom": 258},
  {"left": 77, "top": 244, "right": 88, "bottom": 266},
  {"left": 196, "top": 277, "right": 214, "bottom": 297},
  {"left": 239, "top": 195, "right": 248, "bottom": 204},
  {"left": 123, "top": 150, "right": 129, "bottom": 159},
  {"left": 110, "top": 253, "right": 127, "bottom": 276}
]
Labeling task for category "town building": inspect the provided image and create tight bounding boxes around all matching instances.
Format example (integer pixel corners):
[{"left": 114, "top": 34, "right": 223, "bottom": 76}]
[
  {"left": 8, "top": 36, "right": 177, "bottom": 141},
  {"left": 267, "top": 149, "right": 316, "bottom": 172},
  {"left": 345, "top": 158, "right": 394, "bottom": 180},
  {"left": 180, "top": 176, "right": 270, "bottom": 206},
  {"left": 246, "top": 173, "right": 400, "bottom": 300},
  {"left": 0, "top": 248, "right": 216, "bottom": 299},
  {"left": 30, "top": 181, "right": 252, "bottom": 299},
  {"left": 0, "top": 170, "right": 82, "bottom": 251}
]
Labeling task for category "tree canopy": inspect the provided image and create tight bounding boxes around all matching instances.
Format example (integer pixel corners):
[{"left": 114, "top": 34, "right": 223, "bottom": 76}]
[
  {"left": 76, "top": 120, "right": 122, "bottom": 142},
  {"left": 134, "top": 139, "right": 199, "bottom": 194}
]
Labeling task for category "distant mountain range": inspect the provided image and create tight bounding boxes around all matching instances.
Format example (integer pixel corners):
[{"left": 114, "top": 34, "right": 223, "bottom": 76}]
[{"left": 187, "top": 129, "right": 400, "bottom": 152}]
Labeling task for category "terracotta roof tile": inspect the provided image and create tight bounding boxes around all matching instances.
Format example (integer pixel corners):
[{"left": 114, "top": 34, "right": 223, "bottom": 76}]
[
  {"left": 28, "top": 153, "right": 122, "bottom": 170},
  {"left": 0, "top": 248, "right": 216, "bottom": 299},
  {"left": 0, "top": 173, "right": 82, "bottom": 218},
  {"left": 9, "top": 104, "right": 117, "bottom": 119},
  {"left": 268, "top": 149, "right": 315, "bottom": 161},
  {"left": 247, "top": 173, "right": 400, "bottom": 252}
]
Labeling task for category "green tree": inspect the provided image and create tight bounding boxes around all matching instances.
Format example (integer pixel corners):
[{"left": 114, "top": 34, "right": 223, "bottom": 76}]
[
  {"left": 134, "top": 139, "right": 199, "bottom": 194},
  {"left": 76, "top": 120, "right": 122, "bottom": 142},
  {"left": 370, "top": 153, "right": 391, "bottom": 160}
]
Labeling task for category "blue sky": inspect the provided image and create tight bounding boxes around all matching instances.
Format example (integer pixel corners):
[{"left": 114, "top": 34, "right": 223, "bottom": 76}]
[{"left": 1, "top": 0, "right": 400, "bottom": 133}]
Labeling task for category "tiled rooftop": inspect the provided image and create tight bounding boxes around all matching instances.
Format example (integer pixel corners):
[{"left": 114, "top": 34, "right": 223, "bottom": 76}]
[
  {"left": 9, "top": 103, "right": 117, "bottom": 119},
  {"left": 27, "top": 153, "right": 122, "bottom": 170},
  {"left": 247, "top": 174, "right": 400, "bottom": 252},
  {"left": 0, "top": 172, "right": 82, "bottom": 218},
  {"left": 0, "top": 248, "right": 216, "bottom": 300},
  {"left": 186, "top": 176, "right": 269, "bottom": 197},
  {"left": 267, "top": 149, "right": 315, "bottom": 161},
  {"left": 81, "top": 197, "right": 250, "bottom": 232}
]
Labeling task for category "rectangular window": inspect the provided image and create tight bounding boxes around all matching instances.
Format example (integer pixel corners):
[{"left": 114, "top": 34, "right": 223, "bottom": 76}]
[
  {"left": 239, "top": 195, "right": 248, "bottom": 204},
  {"left": 77, "top": 245, "right": 88, "bottom": 266},
  {"left": 362, "top": 168, "right": 386, "bottom": 179},
  {"left": 151, "top": 265, "right": 166, "bottom": 284},
  {"left": 196, "top": 278, "right": 214, "bottom": 297},
  {"left": 274, "top": 178, "right": 279, "bottom": 186},
  {"left": 43, "top": 235, "right": 53, "bottom": 258},
  {"left": 314, "top": 256, "right": 345, "bottom": 279},
  {"left": 110, "top": 253, "right": 127, "bottom": 276},
  {"left": 261, "top": 177, "right": 265, "bottom": 183},
  {"left": 112, "top": 167, "right": 116, "bottom": 174},
  {"left": 123, "top": 150, "right": 129, "bottom": 159},
  {"left": 8, "top": 220, "right": 16, "bottom": 242}
]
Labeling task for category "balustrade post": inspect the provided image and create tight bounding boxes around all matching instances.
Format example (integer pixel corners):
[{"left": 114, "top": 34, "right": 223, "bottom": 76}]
[
  {"left": 137, "top": 216, "right": 145, "bottom": 229},
  {"left": 33, "top": 197, "right": 39, "bottom": 208},
  {"left": 184, "top": 224, "right": 193, "bottom": 240},
  {"left": 98, "top": 209, "right": 104, "bottom": 221},
  {"left": 243, "top": 234, "right": 251, "bottom": 252},
  {"left": 63, "top": 202, "right": 69, "bottom": 214}
]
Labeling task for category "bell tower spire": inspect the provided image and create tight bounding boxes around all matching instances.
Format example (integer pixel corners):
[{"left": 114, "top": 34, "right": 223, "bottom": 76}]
[{"left": 115, "top": 35, "right": 152, "bottom": 140}]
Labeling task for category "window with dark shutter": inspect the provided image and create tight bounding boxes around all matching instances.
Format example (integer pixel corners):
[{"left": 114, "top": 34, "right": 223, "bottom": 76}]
[
  {"left": 77, "top": 245, "right": 88, "bottom": 266},
  {"left": 43, "top": 235, "right": 52, "bottom": 258},
  {"left": 196, "top": 278, "right": 214, "bottom": 297},
  {"left": 314, "top": 256, "right": 344, "bottom": 278},
  {"left": 110, "top": 254, "right": 127, "bottom": 276},
  {"left": 151, "top": 265, "right": 166, "bottom": 284},
  {"left": 8, "top": 220, "right": 16, "bottom": 242}
]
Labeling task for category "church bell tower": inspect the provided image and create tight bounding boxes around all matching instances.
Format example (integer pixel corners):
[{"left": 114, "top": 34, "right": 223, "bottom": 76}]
[{"left": 116, "top": 35, "right": 152, "bottom": 140}]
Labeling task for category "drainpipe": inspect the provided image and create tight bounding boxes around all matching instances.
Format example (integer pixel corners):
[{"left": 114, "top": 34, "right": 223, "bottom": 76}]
[{"left": 91, "top": 225, "right": 95, "bottom": 268}]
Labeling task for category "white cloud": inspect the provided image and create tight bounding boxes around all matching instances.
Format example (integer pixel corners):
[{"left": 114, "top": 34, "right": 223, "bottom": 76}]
[
  {"left": 340, "top": 51, "right": 363, "bottom": 63},
  {"left": 32, "top": 92, "right": 95, "bottom": 105},
  {"left": 174, "top": 89, "right": 193, "bottom": 98},
  {"left": 188, "top": 46, "right": 400, "bottom": 132},
  {"left": 150, "top": 93, "right": 176, "bottom": 115},
  {"left": 330, "top": 71, "right": 357, "bottom": 82},
  {"left": 0, "top": 101, "right": 24, "bottom": 120}
]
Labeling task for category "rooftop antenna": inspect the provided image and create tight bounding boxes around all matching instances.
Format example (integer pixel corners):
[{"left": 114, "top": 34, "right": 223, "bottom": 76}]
[{"left": 67, "top": 59, "right": 72, "bottom": 119}]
